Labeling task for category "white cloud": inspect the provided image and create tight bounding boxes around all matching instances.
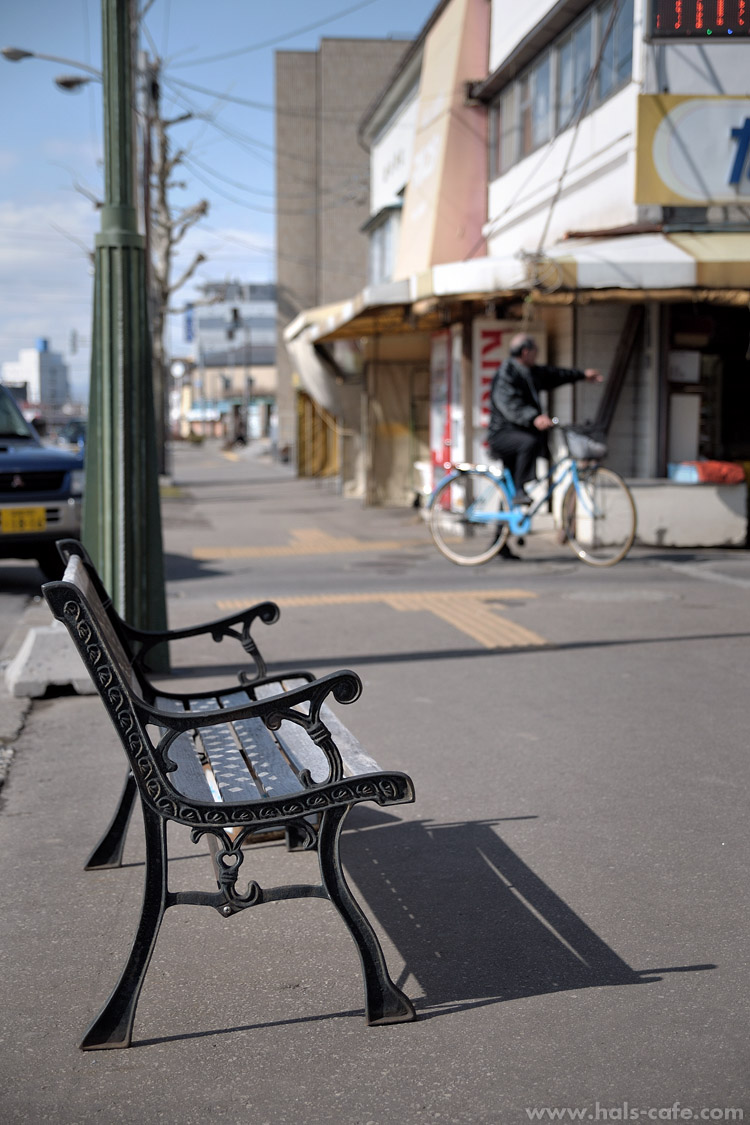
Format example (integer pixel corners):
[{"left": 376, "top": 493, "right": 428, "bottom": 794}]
[
  {"left": 0, "top": 196, "right": 276, "bottom": 396},
  {"left": 0, "top": 197, "right": 99, "bottom": 399}
]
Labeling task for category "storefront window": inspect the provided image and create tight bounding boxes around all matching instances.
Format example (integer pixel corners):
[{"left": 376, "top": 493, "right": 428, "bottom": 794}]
[
  {"left": 516, "top": 56, "right": 553, "bottom": 159},
  {"left": 496, "top": 86, "right": 517, "bottom": 174},
  {"left": 519, "top": 75, "right": 533, "bottom": 156},
  {"left": 532, "top": 55, "right": 552, "bottom": 149},
  {"left": 490, "top": 0, "right": 633, "bottom": 179},
  {"left": 666, "top": 305, "right": 750, "bottom": 463},
  {"left": 368, "top": 210, "right": 401, "bottom": 285},
  {"left": 558, "top": 16, "right": 593, "bottom": 131},
  {"left": 598, "top": 0, "right": 634, "bottom": 102}
]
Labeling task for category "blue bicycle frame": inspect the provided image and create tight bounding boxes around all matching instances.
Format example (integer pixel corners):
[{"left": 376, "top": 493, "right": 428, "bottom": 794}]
[{"left": 430, "top": 455, "right": 587, "bottom": 538}]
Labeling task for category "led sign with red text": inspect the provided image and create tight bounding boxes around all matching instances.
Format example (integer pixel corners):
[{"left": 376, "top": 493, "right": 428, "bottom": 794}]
[{"left": 651, "top": 0, "right": 749, "bottom": 37}]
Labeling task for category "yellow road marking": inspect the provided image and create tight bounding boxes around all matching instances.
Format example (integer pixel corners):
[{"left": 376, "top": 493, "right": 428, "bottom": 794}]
[
  {"left": 193, "top": 528, "right": 420, "bottom": 559},
  {"left": 216, "top": 588, "right": 547, "bottom": 650}
]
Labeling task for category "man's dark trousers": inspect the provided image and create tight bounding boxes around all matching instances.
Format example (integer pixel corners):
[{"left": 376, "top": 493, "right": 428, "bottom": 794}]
[{"left": 489, "top": 426, "right": 546, "bottom": 491}]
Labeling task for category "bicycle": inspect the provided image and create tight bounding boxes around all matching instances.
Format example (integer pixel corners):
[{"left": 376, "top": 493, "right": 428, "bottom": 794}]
[{"left": 427, "top": 421, "right": 636, "bottom": 567}]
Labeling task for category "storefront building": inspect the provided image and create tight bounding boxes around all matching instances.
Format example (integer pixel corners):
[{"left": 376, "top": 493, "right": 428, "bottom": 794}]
[
  {"left": 285, "top": 0, "right": 497, "bottom": 506},
  {"left": 285, "top": 0, "right": 749, "bottom": 544},
  {"left": 477, "top": 0, "right": 750, "bottom": 542}
]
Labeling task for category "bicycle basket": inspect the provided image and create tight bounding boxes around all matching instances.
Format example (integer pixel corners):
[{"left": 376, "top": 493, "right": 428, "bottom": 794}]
[{"left": 563, "top": 423, "right": 607, "bottom": 461}]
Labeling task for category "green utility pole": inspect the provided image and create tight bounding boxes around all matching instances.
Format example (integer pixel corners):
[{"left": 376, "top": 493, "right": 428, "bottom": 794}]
[{"left": 82, "top": 0, "right": 168, "bottom": 662}]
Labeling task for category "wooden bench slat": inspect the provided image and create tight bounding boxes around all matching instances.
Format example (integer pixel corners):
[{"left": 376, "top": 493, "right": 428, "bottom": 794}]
[
  {"left": 187, "top": 698, "right": 263, "bottom": 803},
  {"left": 218, "top": 692, "right": 305, "bottom": 799},
  {"left": 254, "top": 679, "right": 382, "bottom": 782},
  {"left": 153, "top": 696, "right": 217, "bottom": 802},
  {"left": 252, "top": 681, "right": 330, "bottom": 783}
]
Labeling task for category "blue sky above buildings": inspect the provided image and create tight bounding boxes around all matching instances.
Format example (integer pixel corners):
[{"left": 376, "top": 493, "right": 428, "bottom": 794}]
[{"left": 0, "top": 0, "right": 435, "bottom": 399}]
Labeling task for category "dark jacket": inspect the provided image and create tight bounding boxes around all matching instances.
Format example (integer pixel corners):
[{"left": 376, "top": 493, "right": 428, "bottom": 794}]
[{"left": 487, "top": 357, "right": 585, "bottom": 443}]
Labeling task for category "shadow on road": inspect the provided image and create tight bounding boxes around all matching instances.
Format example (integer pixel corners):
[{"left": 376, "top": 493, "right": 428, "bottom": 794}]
[
  {"left": 154, "top": 629, "right": 750, "bottom": 683},
  {"left": 134, "top": 807, "right": 713, "bottom": 1048},
  {"left": 342, "top": 808, "right": 715, "bottom": 1018},
  {"left": 277, "top": 630, "right": 750, "bottom": 669},
  {"left": 163, "top": 551, "right": 229, "bottom": 582}
]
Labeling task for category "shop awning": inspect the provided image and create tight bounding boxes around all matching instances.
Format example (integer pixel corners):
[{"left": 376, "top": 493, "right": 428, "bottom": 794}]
[
  {"left": 284, "top": 231, "right": 750, "bottom": 348},
  {"left": 284, "top": 257, "right": 528, "bottom": 345},
  {"left": 542, "top": 231, "right": 750, "bottom": 297},
  {"left": 283, "top": 282, "right": 412, "bottom": 345}
]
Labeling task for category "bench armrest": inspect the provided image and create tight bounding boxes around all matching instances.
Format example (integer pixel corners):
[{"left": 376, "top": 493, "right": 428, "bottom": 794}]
[
  {"left": 139, "top": 669, "right": 363, "bottom": 784},
  {"left": 143, "top": 667, "right": 316, "bottom": 707},
  {"left": 122, "top": 602, "right": 280, "bottom": 680}
]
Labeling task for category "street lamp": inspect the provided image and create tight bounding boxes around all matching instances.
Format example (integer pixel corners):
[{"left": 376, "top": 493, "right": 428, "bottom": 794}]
[
  {"left": 54, "top": 74, "right": 98, "bottom": 92},
  {"left": 2, "top": 7, "right": 168, "bottom": 660},
  {"left": 1, "top": 46, "right": 102, "bottom": 75}
]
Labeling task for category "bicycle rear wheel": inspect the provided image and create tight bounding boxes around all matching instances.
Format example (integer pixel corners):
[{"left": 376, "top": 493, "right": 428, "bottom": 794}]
[
  {"left": 429, "top": 470, "right": 510, "bottom": 565},
  {"left": 562, "top": 466, "right": 636, "bottom": 566}
]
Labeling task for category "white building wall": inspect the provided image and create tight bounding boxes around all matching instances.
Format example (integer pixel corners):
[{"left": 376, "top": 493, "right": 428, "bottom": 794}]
[
  {"left": 370, "top": 92, "right": 419, "bottom": 214},
  {"left": 487, "top": 85, "right": 640, "bottom": 257},
  {"left": 2, "top": 346, "right": 69, "bottom": 407},
  {"left": 1, "top": 354, "right": 36, "bottom": 397},
  {"left": 486, "top": 0, "right": 750, "bottom": 261},
  {"left": 489, "top": 0, "right": 559, "bottom": 73},
  {"left": 642, "top": 41, "right": 750, "bottom": 97}
]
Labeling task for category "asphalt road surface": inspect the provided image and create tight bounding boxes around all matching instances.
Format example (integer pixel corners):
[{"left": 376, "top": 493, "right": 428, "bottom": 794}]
[{"left": 0, "top": 439, "right": 747, "bottom": 1124}]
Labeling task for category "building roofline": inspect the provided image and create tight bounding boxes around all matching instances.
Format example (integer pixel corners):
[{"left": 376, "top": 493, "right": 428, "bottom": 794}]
[
  {"left": 470, "top": 0, "right": 593, "bottom": 103},
  {"left": 357, "top": 0, "right": 452, "bottom": 149}
]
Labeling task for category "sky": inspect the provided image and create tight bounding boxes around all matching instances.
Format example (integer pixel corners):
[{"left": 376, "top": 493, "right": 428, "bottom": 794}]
[{"left": 0, "top": 0, "right": 437, "bottom": 400}]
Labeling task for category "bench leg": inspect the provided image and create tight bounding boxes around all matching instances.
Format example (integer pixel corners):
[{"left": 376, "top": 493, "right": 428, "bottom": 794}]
[
  {"left": 84, "top": 770, "right": 137, "bottom": 870},
  {"left": 80, "top": 805, "right": 168, "bottom": 1050},
  {"left": 317, "top": 806, "right": 416, "bottom": 1026}
]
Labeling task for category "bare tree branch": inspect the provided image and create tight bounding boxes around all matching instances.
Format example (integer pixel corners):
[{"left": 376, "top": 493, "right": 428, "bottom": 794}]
[
  {"left": 50, "top": 223, "right": 96, "bottom": 266},
  {"left": 168, "top": 252, "right": 207, "bottom": 298}
]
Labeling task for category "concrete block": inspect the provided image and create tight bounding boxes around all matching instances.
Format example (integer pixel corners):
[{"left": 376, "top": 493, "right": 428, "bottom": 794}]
[
  {"left": 4, "top": 623, "right": 95, "bottom": 698},
  {"left": 629, "top": 481, "right": 747, "bottom": 548}
]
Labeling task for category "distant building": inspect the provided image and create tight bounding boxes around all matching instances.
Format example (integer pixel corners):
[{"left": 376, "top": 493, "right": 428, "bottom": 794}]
[
  {"left": 191, "top": 281, "right": 276, "bottom": 370},
  {"left": 176, "top": 281, "right": 277, "bottom": 439},
  {"left": 1, "top": 339, "right": 71, "bottom": 409},
  {"left": 275, "top": 36, "right": 413, "bottom": 474}
]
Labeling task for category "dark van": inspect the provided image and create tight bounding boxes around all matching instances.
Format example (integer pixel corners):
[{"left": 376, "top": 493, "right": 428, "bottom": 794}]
[{"left": 0, "top": 385, "right": 84, "bottom": 579}]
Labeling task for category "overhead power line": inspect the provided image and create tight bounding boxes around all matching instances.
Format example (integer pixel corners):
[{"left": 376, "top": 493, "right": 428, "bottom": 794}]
[
  {"left": 166, "top": 74, "right": 390, "bottom": 122},
  {"left": 169, "top": 0, "right": 381, "bottom": 68}
]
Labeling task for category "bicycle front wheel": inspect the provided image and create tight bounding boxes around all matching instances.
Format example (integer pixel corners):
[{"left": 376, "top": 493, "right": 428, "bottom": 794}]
[
  {"left": 562, "top": 466, "right": 636, "bottom": 566},
  {"left": 429, "top": 470, "right": 510, "bottom": 565}
]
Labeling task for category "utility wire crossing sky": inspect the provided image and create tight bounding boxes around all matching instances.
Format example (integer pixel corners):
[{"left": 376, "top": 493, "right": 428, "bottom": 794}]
[{"left": 0, "top": 0, "right": 435, "bottom": 399}]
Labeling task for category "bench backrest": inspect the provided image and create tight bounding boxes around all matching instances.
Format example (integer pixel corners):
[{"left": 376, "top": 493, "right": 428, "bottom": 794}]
[
  {"left": 54, "top": 538, "right": 142, "bottom": 668},
  {"left": 44, "top": 560, "right": 215, "bottom": 821},
  {"left": 55, "top": 554, "right": 142, "bottom": 697}
]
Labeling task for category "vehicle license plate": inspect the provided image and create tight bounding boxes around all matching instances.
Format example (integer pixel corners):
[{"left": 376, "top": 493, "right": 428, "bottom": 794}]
[{"left": 1, "top": 507, "right": 47, "bottom": 533}]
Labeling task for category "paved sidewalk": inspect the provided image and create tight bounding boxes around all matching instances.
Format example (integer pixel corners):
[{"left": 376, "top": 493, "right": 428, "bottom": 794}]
[{"left": 1, "top": 441, "right": 748, "bottom": 1124}]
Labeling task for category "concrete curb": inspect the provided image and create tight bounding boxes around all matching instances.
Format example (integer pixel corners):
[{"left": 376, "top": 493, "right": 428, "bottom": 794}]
[{"left": 0, "top": 599, "right": 56, "bottom": 789}]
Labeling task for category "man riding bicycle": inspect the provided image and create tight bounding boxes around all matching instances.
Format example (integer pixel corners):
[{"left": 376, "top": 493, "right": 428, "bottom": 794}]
[{"left": 488, "top": 334, "right": 603, "bottom": 508}]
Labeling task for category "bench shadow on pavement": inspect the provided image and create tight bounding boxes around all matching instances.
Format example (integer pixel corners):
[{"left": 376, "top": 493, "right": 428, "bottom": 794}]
[
  {"left": 134, "top": 808, "right": 714, "bottom": 1047},
  {"left": 341, "top": 807, "right": 715, "bottom": 1019}
]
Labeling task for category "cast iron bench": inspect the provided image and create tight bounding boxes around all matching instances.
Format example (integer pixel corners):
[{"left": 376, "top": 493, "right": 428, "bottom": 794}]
[
  {"left": 55, "top": 538, "right": 302, "bottom": 868},
  {"left": 43, "top": 548, "right": 417, "bottom": 1050}
]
